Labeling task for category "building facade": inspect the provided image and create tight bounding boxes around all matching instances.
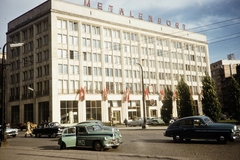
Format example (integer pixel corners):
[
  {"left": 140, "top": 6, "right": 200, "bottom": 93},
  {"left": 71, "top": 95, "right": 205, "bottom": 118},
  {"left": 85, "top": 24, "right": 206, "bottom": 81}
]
[
  {"left": 211, "top": 59, "right": 240, "bottom": 115},
  {"left": 5, "top": 0, "right": 210, "bottom": 126}
]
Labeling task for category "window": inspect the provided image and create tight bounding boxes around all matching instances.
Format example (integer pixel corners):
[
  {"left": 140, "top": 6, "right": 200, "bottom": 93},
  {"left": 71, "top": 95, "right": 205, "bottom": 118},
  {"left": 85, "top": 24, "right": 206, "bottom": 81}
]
[
  {"left": 75, "top": 66, "right": 79, "bottom": 74},
  {"left": 70, "top": 50, "right": 79, "bottom": 60},
  {"left": 63, "top": 65, "right": 68, "bottom": 74},
  {"left": 58, "top": 34, "right": 67, "bottom": 44},
  {"left": 43, "top": 35, "right": 48, "bottom": 45},
  {"left": 82, "top": 24, "right": 90, "bottom": 33},
  {"left": 83, "top": 66, "right": 92, "bottom": 75},
  {"left": 37, "top": 23, "right": 42, "bottom": 34},
  {"left": 37, "top": 67, "right": 42, "bottom": 77},
  {"left": 57, "top": 19, "right": 67, "bottom": 29},
  {"left": 92, "top": 26, "right": 100, "bottom": 35},
  {"left": 60, "top": 101, "right": 78, "bottom": 124},
  {"left": 69, "top": 21, "right": 78, "bottom": 31}
]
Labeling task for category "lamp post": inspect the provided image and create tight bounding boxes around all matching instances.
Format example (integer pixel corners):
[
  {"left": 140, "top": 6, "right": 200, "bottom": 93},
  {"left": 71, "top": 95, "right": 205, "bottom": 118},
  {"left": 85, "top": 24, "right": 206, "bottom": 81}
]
[
  {"left": 1, "top": 42, "right": 24, "bottom": 146},
  {"left": 136, "top": 63, "right": 146, "bottom": 129}
]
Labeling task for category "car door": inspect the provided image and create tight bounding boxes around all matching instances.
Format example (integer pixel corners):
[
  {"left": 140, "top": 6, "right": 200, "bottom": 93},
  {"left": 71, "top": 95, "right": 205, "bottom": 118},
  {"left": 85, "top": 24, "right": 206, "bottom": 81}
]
[
  {"left": 62, "top": 127, "right": 76, "bottom": 147},
  {"left": 76, "top": 126, "right": 90, "bottom": 147},
  {"left": 180, "top": 119, "right": 194, "bottom": 139},
  {"left": 192, "top": 118, "right": 208, "bottom": 139}
]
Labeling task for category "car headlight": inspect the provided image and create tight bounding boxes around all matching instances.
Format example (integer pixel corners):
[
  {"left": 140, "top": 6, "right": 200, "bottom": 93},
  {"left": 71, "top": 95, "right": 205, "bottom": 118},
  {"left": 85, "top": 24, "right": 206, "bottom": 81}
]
[
  {"left": 234, "top": 126, "right": 237, "bottom": 131},
  {"left": 104, "top": 136, "right": 108, "bottom": 140}
]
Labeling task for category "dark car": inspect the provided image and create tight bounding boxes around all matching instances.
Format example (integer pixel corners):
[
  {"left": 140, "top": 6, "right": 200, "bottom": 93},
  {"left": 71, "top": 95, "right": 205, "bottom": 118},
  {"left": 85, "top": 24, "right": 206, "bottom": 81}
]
[
  {"left": 164, "top": 116, "right": 240, "bottom": 144},
  {"left": 32, "top": 122, "right": 63, "bottom": 138}
]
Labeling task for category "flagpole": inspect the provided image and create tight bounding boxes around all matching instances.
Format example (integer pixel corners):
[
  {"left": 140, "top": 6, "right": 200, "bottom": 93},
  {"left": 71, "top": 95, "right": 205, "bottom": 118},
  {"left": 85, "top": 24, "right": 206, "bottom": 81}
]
[{"left": 136, "top": 63, "right": 146, "bottom": 129}]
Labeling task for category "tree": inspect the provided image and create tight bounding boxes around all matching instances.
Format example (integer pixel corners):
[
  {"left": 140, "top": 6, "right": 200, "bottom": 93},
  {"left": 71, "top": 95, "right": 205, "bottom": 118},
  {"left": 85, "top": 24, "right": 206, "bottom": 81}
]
[
  {"left": 202, "top": 73, "right": 221, "bottom": 121},
  {"left": 161, "top": 87, "right": 173, "bottom": 123},
  {"left": 176, "top": 78, "right": 195, "bottom": 118},
  {"left": 227, "top": 76, "right": 240, "bottom": 122}
]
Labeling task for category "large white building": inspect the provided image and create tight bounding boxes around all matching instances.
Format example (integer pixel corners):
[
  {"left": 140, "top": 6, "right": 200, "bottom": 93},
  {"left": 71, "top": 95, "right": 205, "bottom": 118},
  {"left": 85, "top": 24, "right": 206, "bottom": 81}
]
[{"left": 5, "top": 0, "right": 210, "bottom": 125}]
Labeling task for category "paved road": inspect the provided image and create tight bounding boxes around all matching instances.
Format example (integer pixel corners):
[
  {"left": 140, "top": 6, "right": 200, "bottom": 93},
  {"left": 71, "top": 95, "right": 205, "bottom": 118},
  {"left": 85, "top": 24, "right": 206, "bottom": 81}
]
[{"left": 0, "top": 125, "right": 240, "bottom": 160}]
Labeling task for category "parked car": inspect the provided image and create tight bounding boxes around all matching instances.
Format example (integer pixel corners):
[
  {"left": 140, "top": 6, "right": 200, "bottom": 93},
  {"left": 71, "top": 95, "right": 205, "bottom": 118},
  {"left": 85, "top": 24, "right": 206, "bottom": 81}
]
[
  {"left": 146, "top": 117, "right": 155, "bottom": 125},
  {"left": 6, "top": 125, "right": 18, "bottom": 137},
  {"left": 164, "top": 115, "right": 240, "bottom": 144},
  {"left": 128, "top": 117, "right": 143, "bottom": 127},
  {"left": 58, "top": 123, "right": 123, "bottom": 151},
  {"left": 32, "top": 122, "right": 63, "bottom": 138},
  {"left": 169, "top": 117, "right": 178, "bottom": 124},
  {"left": 78, "top": 120, "right": 122, "bottom": 139},
  {"left": 151, "top": 117, "right": 165, "bottom": 125}
]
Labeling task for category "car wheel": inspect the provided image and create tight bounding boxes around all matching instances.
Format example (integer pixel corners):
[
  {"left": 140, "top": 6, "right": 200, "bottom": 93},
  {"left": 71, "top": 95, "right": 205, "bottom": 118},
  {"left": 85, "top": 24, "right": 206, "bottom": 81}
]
[
  {"left": 38, "top": 133, "right": 41, "bottom": 138},
  {"left": 173, "top": 133, "right": 183, "bottom": 143},
  {"left": 12, "top": 135, "right": 16, "bottom": 137},
  {"left": 60, "top": 142, "right": 66, "bottom": 150},
  {"left": 112, "top": 146, "right": 119, "bottom": 149},
  {"left": 93, "top": 141, "right": 103, "bottom": 151},
  {"left": 35, "top": 134, "right": 37, "bottom": 138},
  {"left": 52, "top": 133, "right": 57, "bottom": 138},
  {"left": 216, "top": 134, "right": 228, "bottom": 144}
]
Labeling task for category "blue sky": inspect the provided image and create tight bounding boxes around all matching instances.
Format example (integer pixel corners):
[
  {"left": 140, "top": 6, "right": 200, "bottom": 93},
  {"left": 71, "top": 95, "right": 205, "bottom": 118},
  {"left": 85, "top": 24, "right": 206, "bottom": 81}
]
[{"left": 0, "top": 0, "right": 240, "bottom": 63}]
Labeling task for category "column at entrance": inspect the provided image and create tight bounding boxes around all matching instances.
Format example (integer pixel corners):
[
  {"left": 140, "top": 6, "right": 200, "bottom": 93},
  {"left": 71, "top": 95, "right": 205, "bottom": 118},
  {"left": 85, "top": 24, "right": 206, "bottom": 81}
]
[
  {"left": 101, "top": 100, "right": 109, "bottom": 123},
  {"left": 121, "top": 101, "right": 128, "bottom": 123},
  {"left": 78, "top": 101, "right": 86, "bottom": 122}
]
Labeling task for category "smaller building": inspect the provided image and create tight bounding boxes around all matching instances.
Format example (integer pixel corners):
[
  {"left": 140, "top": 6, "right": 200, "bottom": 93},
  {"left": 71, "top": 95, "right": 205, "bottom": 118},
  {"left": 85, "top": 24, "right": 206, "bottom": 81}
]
[{"left": 211, "top": 59, "right": 240, "bottom": 115}]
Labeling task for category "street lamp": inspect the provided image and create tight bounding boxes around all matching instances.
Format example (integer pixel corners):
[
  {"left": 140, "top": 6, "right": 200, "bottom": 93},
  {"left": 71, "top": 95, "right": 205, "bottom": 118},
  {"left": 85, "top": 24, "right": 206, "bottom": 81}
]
[
  {"left": 1, "top": 42, "right": 24, "bottom": 146},
  {"left": 136, "top": 63, "right": 146, "bottom": 129}
]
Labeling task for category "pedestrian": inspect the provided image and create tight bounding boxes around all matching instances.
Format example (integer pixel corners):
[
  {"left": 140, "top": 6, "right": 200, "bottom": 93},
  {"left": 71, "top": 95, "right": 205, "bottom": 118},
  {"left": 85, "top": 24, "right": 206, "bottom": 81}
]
[
  {"left": 124, "top": 118, "right": 128, "bottom": 127},
  {"left": 25, "top": 121, "right": 33, "bottom": 137}
]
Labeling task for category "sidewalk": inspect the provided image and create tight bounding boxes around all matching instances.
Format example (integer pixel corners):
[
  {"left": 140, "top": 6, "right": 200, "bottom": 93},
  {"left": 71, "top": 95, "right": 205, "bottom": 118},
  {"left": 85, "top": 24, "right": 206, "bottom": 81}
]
[{"left": 116, "top": 125, "right": 168, "bottom": 130}]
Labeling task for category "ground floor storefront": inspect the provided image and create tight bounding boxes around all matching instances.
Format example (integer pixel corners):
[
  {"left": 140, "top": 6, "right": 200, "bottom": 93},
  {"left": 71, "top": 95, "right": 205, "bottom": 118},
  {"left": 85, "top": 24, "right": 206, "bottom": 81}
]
[{"left": 6, "top": 94, "right": 201, "bottom": 126}]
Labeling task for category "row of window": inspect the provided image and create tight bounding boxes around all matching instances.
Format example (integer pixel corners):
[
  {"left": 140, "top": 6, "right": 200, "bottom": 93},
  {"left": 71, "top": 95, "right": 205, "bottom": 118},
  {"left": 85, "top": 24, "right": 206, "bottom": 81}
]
[
  {"left": 58, "top": 79, "right": 200, "bottom": 96},
  {"left": 10, "top": 80, "right": 49, "bottom": 100}
]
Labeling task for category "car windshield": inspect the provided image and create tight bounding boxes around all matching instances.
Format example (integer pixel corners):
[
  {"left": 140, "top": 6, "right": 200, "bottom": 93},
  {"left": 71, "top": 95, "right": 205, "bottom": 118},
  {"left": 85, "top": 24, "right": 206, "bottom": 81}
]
[
  {"left": 87, "top": 125, "right": 102, "bottom": 132},
  {"left": 203, "top": 117, "right": 214, "bottom": 125}
]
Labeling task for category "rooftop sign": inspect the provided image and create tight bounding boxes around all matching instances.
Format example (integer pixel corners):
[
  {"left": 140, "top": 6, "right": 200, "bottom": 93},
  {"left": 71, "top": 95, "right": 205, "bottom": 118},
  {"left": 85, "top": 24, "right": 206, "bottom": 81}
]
[{"left": 83, "top": 0, "right": 186, "bottom": 30}]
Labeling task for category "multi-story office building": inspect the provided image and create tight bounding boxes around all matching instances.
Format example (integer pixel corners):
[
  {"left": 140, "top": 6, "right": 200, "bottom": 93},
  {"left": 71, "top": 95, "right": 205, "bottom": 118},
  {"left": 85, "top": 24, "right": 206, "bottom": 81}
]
[
  {"left": 211, "top": 59, "right": 240, "bottom": 115},
  {"left": 5, "top": 0, "right": 210, "bottom": 125}
]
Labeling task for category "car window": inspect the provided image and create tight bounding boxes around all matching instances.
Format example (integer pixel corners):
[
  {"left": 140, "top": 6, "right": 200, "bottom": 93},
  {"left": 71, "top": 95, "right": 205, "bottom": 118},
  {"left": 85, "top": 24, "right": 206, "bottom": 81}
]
[
  {"left": 77, "top": 127, "right": 87, "bottom": 135},
  {"left": 87, "top": 125, "right": 102, "bottom": 132},
  {"left": 193, "top": 119, "right": 201, "bottom": 126},
  {"left": 180, "top": 119, "right": 193, "bottom": 127},
  {"left": 203, "top": 117, "right": 214, "bottom": 124}
]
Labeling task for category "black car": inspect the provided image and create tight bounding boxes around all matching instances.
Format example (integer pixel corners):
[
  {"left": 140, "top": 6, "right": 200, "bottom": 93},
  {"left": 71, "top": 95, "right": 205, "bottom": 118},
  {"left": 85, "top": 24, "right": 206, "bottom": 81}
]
[
  {"left": 164, "top": 116, "right": 240, "bottom": 144},
  {"left": 32, "top": 122, "right": 63, "bottom": 138}
]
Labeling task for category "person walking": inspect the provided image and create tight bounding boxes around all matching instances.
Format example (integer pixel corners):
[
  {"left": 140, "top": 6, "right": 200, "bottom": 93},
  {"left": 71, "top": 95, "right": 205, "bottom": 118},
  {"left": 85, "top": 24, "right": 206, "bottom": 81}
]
[
  {"left": 25, "top": 121, "right": 33, "bottom": 137},
  {"left": 124, "top": 118, "right": 128, "bottom": 127}
]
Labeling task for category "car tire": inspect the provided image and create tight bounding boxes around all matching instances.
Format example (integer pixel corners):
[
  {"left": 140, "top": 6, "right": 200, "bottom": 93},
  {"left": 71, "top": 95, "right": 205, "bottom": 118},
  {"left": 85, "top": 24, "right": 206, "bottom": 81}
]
[
  {"left": 173, "top": 133, "right": 183, "bottom": 143},
  {"left": 60, "top": 142, "right": 66, "bottom": 149},
  {"left": 38, "top": 133, "right": 41, "bottom": 138},
  {"left": 93, "top": 141, "right": 103, "bottom": 151},
  {"left": 52, "top": 133, "right": 57, "bottom": 138},
  {"left": 12, "top": 135, "right": 16, "bottom": 137},
  {"left": 216, "top": 134, "right": 228, "bottom": 144}
]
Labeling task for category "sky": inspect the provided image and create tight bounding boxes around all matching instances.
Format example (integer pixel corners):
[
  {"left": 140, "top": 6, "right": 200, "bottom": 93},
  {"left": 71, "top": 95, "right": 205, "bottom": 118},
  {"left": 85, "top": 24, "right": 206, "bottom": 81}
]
[{"left": 0, "top": 0, "right": 240, "bottom": 63}]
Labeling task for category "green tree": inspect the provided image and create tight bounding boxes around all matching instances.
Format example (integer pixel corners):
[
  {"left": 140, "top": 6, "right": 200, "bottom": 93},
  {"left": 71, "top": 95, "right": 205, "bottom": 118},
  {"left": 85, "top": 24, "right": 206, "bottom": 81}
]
[
  {"left": 202, "top": 73, "right": 221, "bottom": 121},
  {"left": 227, "top": 77, "right": 240, "bottom": 122},
  {"left": 161, "top": 87, "right": 173, "bottom": 123},
  {"left": 176, "top": 78, "right": 195, "bottom": 118}
]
